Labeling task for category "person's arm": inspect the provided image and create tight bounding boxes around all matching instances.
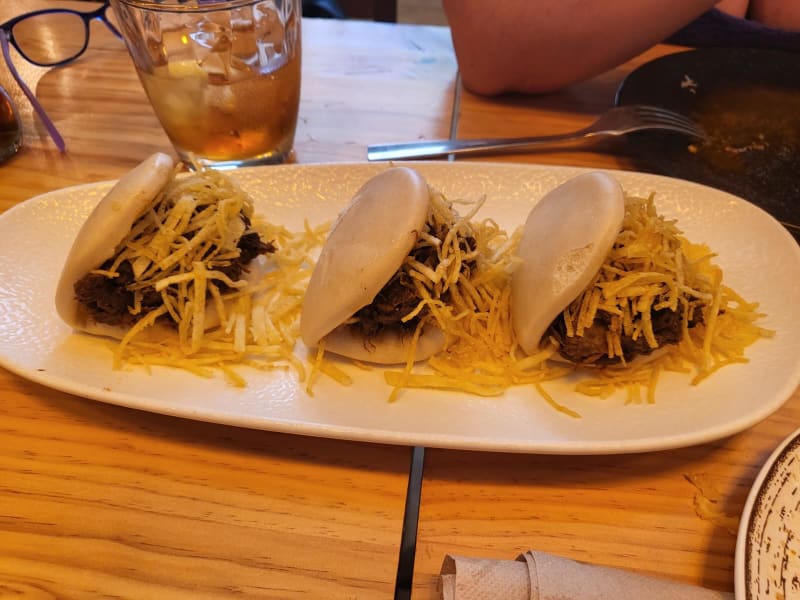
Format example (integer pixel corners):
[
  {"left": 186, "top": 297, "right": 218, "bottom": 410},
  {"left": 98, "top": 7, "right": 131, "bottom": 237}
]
[
  {"left": 748, "top": 0, "right": 800, "bottom": 30},
  {"left": 442, "top": 0, "right": 725, "bottom": 95}
]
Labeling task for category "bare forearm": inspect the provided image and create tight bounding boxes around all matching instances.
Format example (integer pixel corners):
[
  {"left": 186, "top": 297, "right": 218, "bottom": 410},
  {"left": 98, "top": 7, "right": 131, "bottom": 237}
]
[
  {"left": 748, "top": 0, "right": 800, "bottom": 30},
  {"left": 443, "top": 0, "right": 722, "bottom": 95}
]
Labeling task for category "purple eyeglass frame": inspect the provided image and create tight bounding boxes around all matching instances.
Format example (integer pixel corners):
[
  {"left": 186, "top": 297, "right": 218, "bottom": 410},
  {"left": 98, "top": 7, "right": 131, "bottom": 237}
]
[{"left": 0, "top": 1, "right": 123, "bottom": 153}]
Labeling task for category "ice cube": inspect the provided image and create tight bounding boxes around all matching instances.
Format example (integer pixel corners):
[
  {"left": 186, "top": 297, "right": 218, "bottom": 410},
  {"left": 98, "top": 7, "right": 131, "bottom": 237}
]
[
  {"left": 190, "top": 19, "right": 231, "bottom": 52},
  {"left": 203, "top": 81, "right": 236, "bottom": 115}
]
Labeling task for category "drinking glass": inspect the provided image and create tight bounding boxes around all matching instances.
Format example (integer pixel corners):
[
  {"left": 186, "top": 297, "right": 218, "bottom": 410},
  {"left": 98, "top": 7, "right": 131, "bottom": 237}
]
[{"left": 111, "top": 0, "right": 301, "bottom": 168}]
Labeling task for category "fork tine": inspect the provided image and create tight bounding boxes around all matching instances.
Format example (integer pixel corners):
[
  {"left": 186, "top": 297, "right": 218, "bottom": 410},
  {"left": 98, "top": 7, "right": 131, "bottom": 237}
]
[
  {"left": 633, "top": 105, "right": 687, "bottom": 122},
  {"left": 633, "top": 105, "right": 699, "bottom": 129},
  {"left": 631, "top": 105, "right": 705, "bottom": 138},
  {"left": 651, "top": 112, "right": 698, "bottom": 131}
]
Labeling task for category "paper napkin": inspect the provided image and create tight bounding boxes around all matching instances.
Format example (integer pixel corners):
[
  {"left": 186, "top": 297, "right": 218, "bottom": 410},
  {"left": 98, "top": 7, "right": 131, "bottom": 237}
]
[{"left": 440, "top": 551, "right": 733, "bottom": 600}]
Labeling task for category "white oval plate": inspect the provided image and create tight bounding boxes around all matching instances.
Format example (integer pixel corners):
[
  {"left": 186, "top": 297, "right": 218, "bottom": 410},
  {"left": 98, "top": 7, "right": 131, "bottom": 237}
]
[
  {"left": 735, "top": 427, "right": 800, "bottom": 599},
  {"left": 1, "top": 161, "right": 798, "bottom": 454}
]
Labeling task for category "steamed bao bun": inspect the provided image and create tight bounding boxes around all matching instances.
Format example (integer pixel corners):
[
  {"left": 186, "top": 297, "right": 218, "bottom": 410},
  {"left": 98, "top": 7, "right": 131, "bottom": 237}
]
[
  {"left": 511, "top": 171, "right": 625, "bottom": 355},
  {"left": 55, "top": 152, "right": 176, "bottom": 339},
  {"left": 56, "top": 152, "right": 271, "bottom": 341},
  {"left": 300, "top": 167, "right": 446, "bottom": 364}
]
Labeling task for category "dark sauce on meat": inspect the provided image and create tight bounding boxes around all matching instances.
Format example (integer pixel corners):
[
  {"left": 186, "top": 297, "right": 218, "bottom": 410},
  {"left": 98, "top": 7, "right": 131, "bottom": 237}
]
[
  {"left": 74, "top": 225, "right": 275, "bottom": 328},
  {"left": 351, "top": 220, "right": 476, "bottom": 340},
  {"left": 547, "top": 303, "right": 702, "bottom": 365}
]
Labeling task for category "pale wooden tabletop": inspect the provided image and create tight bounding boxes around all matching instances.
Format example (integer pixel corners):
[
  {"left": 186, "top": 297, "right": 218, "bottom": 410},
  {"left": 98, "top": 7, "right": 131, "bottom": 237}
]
[
  {"left": 0, "top": 16, "right": 455, "bottom": 599},
  {"left": 1, "top": 10, "right": 798, "bottom": 600},
  {"left": 413, "top": 43, "right": 800, "bottom": 600}
]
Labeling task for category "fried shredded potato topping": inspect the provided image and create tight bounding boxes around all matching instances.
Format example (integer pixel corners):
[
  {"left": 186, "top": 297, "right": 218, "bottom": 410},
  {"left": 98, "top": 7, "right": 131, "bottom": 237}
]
[
  {"left": 380, "top": 189, "right": 571, "bottom": 404},
  {"left": 99, "top": 168, "right": 327, "bottom": 385},
  {"left": 372, "top": 192, "right": 769, "bottom": 409},
  {"left": 96, "top": 172, "right": 770, "bottom": 408},
  {"left": 563, "top": 194, "right": 773, "bottom": 404}
]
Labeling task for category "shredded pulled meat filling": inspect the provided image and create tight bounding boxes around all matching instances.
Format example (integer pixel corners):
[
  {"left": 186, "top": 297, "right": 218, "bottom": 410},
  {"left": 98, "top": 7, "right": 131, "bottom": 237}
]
[
  {"left": 538, "top": 194, "right": 718, "bottom": 366},
  {"left": 74, "top": 260, "right": 159, "bottom": 328},
  {"left": 74, "top": 227, "right": 274, "bottom": 328},
  {"left": 547, "top": 306, "right": 698, "bottom": 365},
  {"left": 351, "top": 220, "right": 476, "bottom": 340}
]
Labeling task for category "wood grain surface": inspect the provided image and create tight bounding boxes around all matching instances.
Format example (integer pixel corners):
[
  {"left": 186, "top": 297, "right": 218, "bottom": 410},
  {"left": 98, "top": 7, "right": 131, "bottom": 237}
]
[
  {"left": 451, "top": 45, "right": 688, "bottom": 171},
  {"left": 0, "top": 16, "right": 458, "bottom": 207},
  {"left": 1, "top": 379, "right": 411, "bottom": 598},
  {"left": 1, "top": 8, "right": 798, "bottom": 599},
  {"left": 410, "top": 43, "right": 800, "bottom": 599},
  {"left": 0, "top": 14, "right": 456, "bottom": 598},
  {"left": 413, "top": 406, "right": 800, "bottom": 598}
]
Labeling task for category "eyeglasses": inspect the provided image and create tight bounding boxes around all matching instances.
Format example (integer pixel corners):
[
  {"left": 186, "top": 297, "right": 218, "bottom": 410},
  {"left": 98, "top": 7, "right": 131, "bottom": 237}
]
[{"left": 0, "top": 1, "right": 123, "bottom": 153}]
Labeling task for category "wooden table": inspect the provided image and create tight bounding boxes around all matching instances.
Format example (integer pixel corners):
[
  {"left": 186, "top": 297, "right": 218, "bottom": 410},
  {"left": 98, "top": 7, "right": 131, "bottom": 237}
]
[
  {"left": 1, "top": 10, "right": 797, "bottom": 599},
  {"left": 0, "top": 15, "right": 456, "bottom": 599},
  {"left": 413, "top": 43, "right": 800, "bottom": 599}
]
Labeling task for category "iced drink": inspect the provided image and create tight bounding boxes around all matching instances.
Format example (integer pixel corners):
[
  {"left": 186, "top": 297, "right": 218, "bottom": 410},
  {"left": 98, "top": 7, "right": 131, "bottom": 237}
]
[{"left": 112, "top": 0, "right": 301, "bottom": 168}]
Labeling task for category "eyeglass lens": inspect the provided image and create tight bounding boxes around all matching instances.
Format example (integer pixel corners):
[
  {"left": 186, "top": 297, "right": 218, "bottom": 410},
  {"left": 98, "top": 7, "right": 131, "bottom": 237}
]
[
  {"left": 12, "top": 12, "right": 89, "bottom": 66},
  {"left": 0, "top": 85, "right": 22, "bottom": 163}
]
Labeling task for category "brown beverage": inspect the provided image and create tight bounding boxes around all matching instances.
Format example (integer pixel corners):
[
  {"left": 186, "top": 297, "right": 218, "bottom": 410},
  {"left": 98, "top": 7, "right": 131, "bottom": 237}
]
[
  {"left": 138, "top": 52, "right": 300, "bottom": 164},
  {"left": 113, "top": 0, "right": 302, "bottom": 168}
]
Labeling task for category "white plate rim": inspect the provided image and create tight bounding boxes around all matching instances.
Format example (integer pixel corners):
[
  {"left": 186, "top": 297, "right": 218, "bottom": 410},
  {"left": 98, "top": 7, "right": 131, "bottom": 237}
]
[
  {"left": 734, "top": 425, "right": 800, "bottom": 599},
  {"left": 1, "top": 160, "right": 798, "bottom": 454}
]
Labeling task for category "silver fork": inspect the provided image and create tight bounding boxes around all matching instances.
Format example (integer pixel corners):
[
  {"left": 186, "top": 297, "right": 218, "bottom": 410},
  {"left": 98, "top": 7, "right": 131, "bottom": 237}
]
[{"left": 367, "top": 105, "right": 705, "bottom": 161}]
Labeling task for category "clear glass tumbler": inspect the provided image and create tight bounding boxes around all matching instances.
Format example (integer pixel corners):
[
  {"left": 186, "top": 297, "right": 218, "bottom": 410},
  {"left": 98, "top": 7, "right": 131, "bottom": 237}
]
[{"left": 111, "top": 0, "right": 301, "bottom": 168}]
